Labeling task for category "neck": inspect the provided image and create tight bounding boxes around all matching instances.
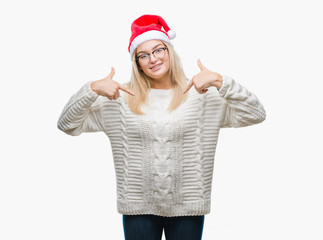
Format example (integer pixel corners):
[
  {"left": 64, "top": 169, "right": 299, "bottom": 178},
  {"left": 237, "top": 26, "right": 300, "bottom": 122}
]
[{"left": 149, "top": 72, "right": 173, "bottom": 89}]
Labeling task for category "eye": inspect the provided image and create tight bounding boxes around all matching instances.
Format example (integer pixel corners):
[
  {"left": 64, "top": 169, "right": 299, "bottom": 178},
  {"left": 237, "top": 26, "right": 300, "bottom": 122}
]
[
  {"left": 139, "top": 54, "right": 148, "bottom": 59},
  {"left": 155, "top": 48, "right": 163, "bottom": 53}
]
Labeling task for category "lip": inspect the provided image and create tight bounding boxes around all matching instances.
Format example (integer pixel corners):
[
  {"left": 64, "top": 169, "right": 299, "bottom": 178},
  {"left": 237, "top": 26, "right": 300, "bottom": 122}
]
[{"left": 150, "top": 63, "right": 162, "bottom": 71}]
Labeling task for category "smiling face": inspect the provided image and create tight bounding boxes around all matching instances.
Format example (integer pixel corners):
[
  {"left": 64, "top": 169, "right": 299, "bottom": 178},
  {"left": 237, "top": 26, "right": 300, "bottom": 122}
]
[{"left": 135, "top": 40, "right": 170, "bottom": 82}]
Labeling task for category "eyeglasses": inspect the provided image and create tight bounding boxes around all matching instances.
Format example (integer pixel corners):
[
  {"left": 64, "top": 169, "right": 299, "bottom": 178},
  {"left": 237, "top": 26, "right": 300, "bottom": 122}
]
[{"left": 135, "top": 47, "right": 168, "bottom": 63}]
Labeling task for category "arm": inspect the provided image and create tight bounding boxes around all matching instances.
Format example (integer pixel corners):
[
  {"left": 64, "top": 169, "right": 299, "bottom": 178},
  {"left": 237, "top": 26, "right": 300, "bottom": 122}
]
[
  {"left": 181, "top": 59, "right": 266, "bottom": 128},
  {"left": 58, "top": 67, "right": 135, "bottom": 136},
  {"left": 219, "top": 75, "right": 266, "bottom": 128},
  {"left": 57, "top": 82, "right": 105, "bottom": 136}
]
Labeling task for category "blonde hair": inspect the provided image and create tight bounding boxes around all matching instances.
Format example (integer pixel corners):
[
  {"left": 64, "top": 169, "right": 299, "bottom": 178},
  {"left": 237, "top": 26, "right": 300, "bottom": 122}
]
[{"left": 124, "top": 41, "right": 188, "bottom": 115}]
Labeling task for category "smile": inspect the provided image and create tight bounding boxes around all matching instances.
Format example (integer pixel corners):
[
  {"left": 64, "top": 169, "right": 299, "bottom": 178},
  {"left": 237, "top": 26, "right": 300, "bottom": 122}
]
[{"left": 150, "top": 63, "right": 162, "bottom": 70}]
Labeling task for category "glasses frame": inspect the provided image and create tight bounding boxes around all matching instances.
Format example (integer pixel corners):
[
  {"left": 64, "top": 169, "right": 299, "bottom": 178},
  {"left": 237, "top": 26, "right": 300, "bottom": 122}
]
[{"left": 135, "top": 46, "right": 168, "bottom": 62}]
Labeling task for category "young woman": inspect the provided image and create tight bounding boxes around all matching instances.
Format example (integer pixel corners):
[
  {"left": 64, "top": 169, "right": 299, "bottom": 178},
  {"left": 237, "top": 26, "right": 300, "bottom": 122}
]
[{"left": 57, "top": 14, "right": 266, "bottom": 240}]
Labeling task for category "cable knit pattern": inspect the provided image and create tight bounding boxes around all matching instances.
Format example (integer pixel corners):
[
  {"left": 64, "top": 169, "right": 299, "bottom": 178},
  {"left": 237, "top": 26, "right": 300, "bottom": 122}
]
[{"left": 57, "top": 75, "right": 266, "bottom": 216}]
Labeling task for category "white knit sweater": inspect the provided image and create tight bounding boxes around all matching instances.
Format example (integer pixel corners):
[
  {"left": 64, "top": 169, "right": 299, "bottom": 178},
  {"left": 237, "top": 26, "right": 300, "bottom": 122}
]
[{"left": 57, "top": 75, "right": 266, "bottom": 217}]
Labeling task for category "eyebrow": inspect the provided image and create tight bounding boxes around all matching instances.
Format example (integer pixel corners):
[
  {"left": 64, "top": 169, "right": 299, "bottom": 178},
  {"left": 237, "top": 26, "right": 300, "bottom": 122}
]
[{"left": 137, "top": 44, "right": 164, "bottom": 55}]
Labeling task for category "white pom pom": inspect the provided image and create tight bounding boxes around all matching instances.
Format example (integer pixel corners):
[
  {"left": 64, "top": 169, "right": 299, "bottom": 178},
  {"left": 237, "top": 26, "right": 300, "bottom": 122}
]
[{"left": 167, "top": 30, "right": 176, "bottom": 39}]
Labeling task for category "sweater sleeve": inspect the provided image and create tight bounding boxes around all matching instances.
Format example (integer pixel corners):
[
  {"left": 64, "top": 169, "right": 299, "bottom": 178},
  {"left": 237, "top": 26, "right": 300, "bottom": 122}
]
[
  {"left": 218, "top": 75, "right": 266, "bottom": 128},
  {"left": 57, "top": 82, "right": 105, "bottom": 136}
]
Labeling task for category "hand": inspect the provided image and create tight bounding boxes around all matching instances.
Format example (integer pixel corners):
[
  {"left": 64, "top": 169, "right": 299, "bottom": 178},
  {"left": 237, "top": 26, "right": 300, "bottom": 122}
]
[
  {"left": 90, "top": 67, "right": 134, "bottom": 100},
  {"left": 182, "top": 59, "right": 223, "bottom": 94}
]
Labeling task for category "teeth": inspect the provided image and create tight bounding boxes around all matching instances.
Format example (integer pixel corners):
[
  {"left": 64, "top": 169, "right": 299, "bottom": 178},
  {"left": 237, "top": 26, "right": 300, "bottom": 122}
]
[{"left": 152, "top": 64, "right": 161, "bottom": 69}]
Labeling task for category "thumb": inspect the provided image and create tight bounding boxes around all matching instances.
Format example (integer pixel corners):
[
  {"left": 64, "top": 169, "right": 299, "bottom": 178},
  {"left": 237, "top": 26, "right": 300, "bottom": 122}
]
[
  {"left": 107, "top": 67, "right": 115, "bottom": 79},
  {"left": 197, "top": 59, "right": 207, "bottom": 71}
]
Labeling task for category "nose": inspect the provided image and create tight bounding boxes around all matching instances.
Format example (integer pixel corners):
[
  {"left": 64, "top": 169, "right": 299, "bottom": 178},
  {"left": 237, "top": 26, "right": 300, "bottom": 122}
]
[{"left": 149, "top": 53, "right": 158, "bottom": 63}]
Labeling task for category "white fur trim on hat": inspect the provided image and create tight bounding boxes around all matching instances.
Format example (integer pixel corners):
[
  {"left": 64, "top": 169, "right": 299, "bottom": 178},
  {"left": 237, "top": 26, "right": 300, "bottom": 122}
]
[{"left": 129, "top": 30, "right": 173, "bottom": 60}]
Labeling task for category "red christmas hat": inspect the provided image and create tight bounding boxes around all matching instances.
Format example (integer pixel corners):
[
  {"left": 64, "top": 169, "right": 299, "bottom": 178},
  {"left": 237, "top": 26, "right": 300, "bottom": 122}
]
[{"left": 128, "top": 15, "right": 176, "bottom": 60}]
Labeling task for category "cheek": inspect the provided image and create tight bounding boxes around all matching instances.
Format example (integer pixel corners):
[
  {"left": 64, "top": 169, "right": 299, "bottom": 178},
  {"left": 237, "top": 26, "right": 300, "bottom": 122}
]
[{"left": 141, "top": 65, "right": 149, "bottom": 73}]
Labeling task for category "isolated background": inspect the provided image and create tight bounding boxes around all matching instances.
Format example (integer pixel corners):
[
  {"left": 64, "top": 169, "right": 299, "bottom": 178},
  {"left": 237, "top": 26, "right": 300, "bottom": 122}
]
[{"left": 1, "top": 0, "right": 322, "bottom": 239}]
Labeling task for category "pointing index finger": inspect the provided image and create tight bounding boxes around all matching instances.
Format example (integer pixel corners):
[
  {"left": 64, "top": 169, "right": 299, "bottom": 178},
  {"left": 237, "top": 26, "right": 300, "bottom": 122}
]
[
  {"left": 118, "top": 83, "right": 135, "bottom": 96},
  {"left": 182, "top": 80, "right": 194, "bottom": 94}
]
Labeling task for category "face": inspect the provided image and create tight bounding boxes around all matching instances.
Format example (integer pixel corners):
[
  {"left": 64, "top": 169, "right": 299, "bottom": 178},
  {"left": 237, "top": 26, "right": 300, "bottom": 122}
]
[{"left": 135, "top": 40, "right": 170, "bottom": 81}]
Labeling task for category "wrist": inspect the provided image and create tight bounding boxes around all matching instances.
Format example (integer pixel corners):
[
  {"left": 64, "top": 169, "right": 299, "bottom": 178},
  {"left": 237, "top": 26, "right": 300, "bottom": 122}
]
[
  {"left": 211, "top": 74, "right": 223, "bottom": 90},
  {"left": 90, "top": 81, "right": 99, "bottom": 94},
  {"left": 217, "top": 76, "right": 223, "bottom": 90}
]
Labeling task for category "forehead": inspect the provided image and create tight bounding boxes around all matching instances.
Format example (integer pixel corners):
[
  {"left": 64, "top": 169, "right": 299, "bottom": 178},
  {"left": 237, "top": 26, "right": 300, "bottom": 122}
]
[{"left": 136, "top": 39, "right": 163, "bottom": 52}]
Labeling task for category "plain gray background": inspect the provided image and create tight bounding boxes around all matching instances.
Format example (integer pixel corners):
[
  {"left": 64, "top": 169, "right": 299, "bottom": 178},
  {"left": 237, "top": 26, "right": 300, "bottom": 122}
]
[{"left": 1, "top": 0, "right": 322, "bottom": 239}]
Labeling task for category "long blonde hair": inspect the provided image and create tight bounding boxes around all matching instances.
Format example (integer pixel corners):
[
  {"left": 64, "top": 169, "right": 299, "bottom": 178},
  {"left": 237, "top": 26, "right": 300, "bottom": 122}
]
[{"left": 124, "top": 41, "right": 188, "bottom": 115}]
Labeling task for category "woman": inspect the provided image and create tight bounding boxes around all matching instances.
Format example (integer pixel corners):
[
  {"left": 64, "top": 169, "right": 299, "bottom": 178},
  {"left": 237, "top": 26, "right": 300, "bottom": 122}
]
[{"left": 57, "top": 14, "right": 266, "bottom": 240}]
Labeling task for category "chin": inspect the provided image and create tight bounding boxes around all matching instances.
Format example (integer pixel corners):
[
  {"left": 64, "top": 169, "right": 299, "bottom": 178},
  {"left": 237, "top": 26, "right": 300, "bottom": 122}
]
[{"left": 148, "top": 70, "right": 166, "bottom": 79}]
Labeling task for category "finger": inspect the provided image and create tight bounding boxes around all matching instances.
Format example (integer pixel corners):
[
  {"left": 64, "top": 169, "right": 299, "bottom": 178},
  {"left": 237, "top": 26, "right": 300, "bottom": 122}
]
[
  {"left": 114, "top": 90, "right": 120, "bottom": 100},
  {"left": 201, "top": 88, "right": 209, "bottom": 94},
  {"left": 107, "top": 67, "right": 115, "bottom": 79},
  {"left": 111, "top": 91, "right": 117, "bottom": 100},
  {"left": 118, "top": 83, "right": 135, "bottom": 96},
  {"left": 182, "top": 80, "right": 194, "bottom": 94},
  {"left": 110, "top": 89, "right": 117, "bottom": 100},
  {"left": 197, "top": 59, "right": 208, "bottom": 72}
]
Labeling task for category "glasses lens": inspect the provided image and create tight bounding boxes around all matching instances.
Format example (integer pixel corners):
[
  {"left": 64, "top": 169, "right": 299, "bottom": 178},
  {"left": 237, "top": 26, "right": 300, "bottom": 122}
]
[{"left": 154, "top": 48, "right": 165, "bottom": 58}]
